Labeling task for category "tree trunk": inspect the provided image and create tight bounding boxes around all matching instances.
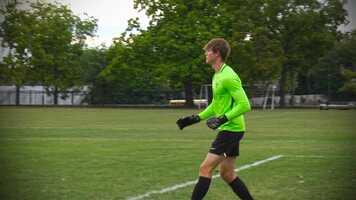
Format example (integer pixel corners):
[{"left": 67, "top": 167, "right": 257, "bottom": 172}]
[
  {"left": 15, "top": 85, "right": 20, "bottom": 105},
  {"left": 184, "top": 79, "right": 194, "bottom": 108},
  {"left": 54, "top": 86, "right": 58, "bottom": 105},
  {"left": 306, "top": 73, "right": 312, "bottom": 94},
  {"left": 279, "top": 66, "right": 287, "bottom": 107}
]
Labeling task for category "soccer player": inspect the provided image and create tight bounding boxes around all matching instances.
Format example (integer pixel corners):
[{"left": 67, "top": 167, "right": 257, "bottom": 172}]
[{"left": 176, "top": 38, "right": 254, "bottom": 200}]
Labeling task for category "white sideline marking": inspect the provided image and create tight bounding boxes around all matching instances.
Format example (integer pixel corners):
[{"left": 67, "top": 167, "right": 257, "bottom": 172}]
[
  {"left": 127, "top": 155, "right": 283, "bottom": 200},
  {"left": 293, "top": 155, "right": 326, "bottom": 158},
  {"left": 287, "top": 155, "right": 353, "bottom": 158}
]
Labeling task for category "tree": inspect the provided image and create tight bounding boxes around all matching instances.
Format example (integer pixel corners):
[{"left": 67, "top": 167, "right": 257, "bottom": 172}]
[
  {"left": 80, "top": 46, "right": 108, "bottom": 84},
  {"left": 99, "top": 0, "right": 348, "bottom": 106},
  {"left": 78, "top": 46, "right": 110, "bottom": 104},
  {"left": 218, "top": 0, "right": 285, "bottom": 91},
  {"left": 133, "top": 0, "right": 227, "bottom": 107},
  {"left": 253, "top": 0, "right": 347, "bottom": 106},
  {"left": 0, "top": 1, "right": 35, "bottom": 104},
  {"left": 97, "top": 30, "right": 169, "bottom": 104},
  {"left": 315, "top": 30, "right": 356, "bottom": 100},
  {"left": 0, "top": 0, "right": 97, "bottom": 104},
  {"left": 339, "top": 68, "right": 356, "bottom": 98},
  {"left": 216, "top": 0, "right": 347, "bottom": 106}
]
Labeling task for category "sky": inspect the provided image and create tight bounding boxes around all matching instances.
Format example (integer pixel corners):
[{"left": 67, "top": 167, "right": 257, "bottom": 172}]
[
  {"left": 339, "top": 0, "right": 356, "bottom": 32},
  {"left": 48, "top": 0, "right": 150, "bottom": 47}
]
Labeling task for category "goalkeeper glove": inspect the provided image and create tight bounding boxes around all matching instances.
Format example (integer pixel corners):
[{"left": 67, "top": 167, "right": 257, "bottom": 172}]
[
  {"left": 176, "top": 114, "right": 200, "bottom": 130},
  {"left": 206, "top": 115, "right": 228, "bottom": 130}
]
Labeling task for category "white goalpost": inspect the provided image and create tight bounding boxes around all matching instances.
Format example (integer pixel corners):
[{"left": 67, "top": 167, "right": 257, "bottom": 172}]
[
  {"left": 263, "top": 84, "right": 277, "bottom": 110},
  {"left": 198, "top": 84, "right": 211, "bottom": 109}
]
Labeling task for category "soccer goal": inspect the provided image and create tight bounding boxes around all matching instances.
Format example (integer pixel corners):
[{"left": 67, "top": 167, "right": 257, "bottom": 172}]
[
  {"left": 198, "top": 84, "right": 212, "bottom": 109},
  {"left": 262, "top": 84, "right": 277, "bottom": 110}
]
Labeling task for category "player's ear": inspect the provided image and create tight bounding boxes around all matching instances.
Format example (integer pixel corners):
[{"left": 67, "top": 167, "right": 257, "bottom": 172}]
[
  {"left": 215, "top": 50, "right": 221, "bottom": 59},
  {"left": 211, "top": 48, "right": 217, "bottom": 55}
]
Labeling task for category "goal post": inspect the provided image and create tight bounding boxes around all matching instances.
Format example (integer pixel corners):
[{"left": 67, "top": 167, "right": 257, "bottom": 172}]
[
  {"left": 198, "top": 84, "right": 212, "bottom": 109},
  {"left": 263, "top": 84, "right": 277, "bottom": 110}
]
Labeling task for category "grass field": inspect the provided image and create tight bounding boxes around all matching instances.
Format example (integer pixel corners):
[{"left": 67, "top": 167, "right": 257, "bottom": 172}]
[{"left": 0, "top": 107, "right": 355, "bottom": 200}]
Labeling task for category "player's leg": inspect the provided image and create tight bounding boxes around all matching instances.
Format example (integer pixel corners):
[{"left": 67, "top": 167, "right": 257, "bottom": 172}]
[
  {"left": 219, "top": 157, "right": 254, "bottom": 200},
  {"left": 191, "top": 153, "right": 224, "bottom": 200},
  {"left": 219, "top": 156, "right": 237, "bottom": 183}
]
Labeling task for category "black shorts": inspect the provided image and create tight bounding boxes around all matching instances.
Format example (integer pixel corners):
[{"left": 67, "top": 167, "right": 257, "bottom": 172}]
[{"left": 209, "top": 131, "right": 244, "bottom": 157}]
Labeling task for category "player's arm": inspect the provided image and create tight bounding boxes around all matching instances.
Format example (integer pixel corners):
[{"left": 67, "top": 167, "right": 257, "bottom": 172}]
[
  {"left": 206, "top": 76, "right": 250, "bottom": 130},
  {"left": 176, "top": 101, "right": 214, "bottom": 130},
  {"left": 198, "top": 102, "right": 214, "bottom": 120},
  {"left": 223, "top": 76, "right": 251, "bottom": 120}
]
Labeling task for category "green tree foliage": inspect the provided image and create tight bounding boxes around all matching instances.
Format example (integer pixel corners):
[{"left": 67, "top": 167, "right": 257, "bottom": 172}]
[
  {"left": 78, "top": 46, "right": 110, "bottom": 104},
  {"left": 0, "top": 0, "right": 97, "bottom": 104},
  {"left": 219, "top": 0, "right": 285, "bottom": 88},
  {"left": 0, "top": 1, "right": 35, "bottom": 104},
  {"left": 96, "top": 30, "right": 169, "bottom": 104},
  {"left": 253, "top": 0, "right": 347, "bottom": 106},
  {"left": 221, "top": 0, "right": 347, "bottom": 106},
  {"left": 315, "top": 30, "right": 356, "bottom": 100},
  {"left": 1, "top": 0, "right": 348, "bottom": 106},
  {"left": 133, "top": 0, "right": 228, "bottom": 106},
  {"left": 340, "top": 68, "right": 356, "bottom": 96},
  {"left": 129, "top": 0, "right": 347, "bottom": 106},
  {"left": 80, "top": 47, "right": 108, "bottom": 84}
]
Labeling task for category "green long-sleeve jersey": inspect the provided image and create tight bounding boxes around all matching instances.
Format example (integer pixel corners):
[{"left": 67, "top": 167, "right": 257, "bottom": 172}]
[{"left": 198, "top": 63, "right": 251, "bottom": 132}]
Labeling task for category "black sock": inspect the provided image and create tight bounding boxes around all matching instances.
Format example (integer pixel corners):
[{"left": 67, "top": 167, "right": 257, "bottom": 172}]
[
  {"left": 229, "top": 177, "right": 254, "bottom": 200},
  {"left": 191, "top": 176, "right": 211, "bottom": 200}
]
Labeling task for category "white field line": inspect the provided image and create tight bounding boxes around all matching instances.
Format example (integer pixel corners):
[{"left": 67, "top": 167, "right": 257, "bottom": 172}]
[
  {"left": 127, "top": 155, "right": 284, "bottom": 200},
  {"left": 292, "top": 155, "right": 326, "bottom": 158},
  {"left": 286, "top": 155, "right": 353, "bottom": 158}
]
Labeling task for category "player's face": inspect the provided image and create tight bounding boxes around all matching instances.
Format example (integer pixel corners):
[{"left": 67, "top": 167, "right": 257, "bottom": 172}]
[{"left": 205, "top": 50, "right": 218, "bottom": 65}]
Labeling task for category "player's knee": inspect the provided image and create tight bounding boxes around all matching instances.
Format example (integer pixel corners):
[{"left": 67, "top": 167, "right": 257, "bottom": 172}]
[
  {"left": 199, "top": 163, "right": 213, "bottom": 176},
  {"left": 220, "top": 170, "right": 235, "bottom": 183}
]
